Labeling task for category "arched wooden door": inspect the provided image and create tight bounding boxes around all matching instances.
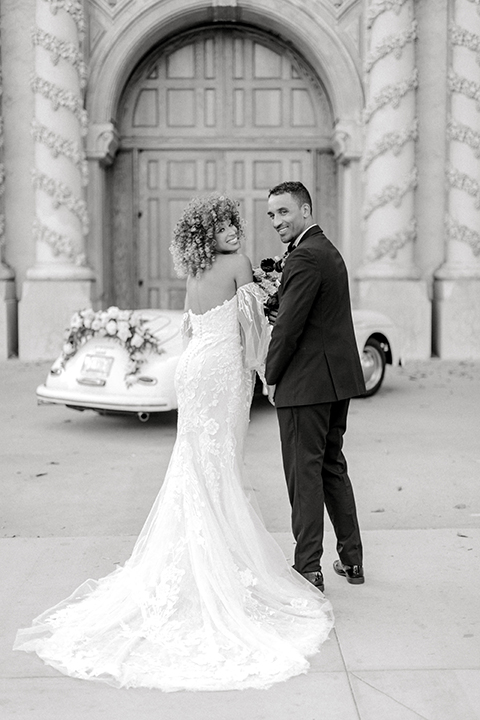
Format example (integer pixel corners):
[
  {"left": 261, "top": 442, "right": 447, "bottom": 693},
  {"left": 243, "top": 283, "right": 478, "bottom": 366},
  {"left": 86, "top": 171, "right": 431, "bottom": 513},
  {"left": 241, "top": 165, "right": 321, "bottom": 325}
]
[{"left": 111, "top": 27, "right": 334, "bottom": 309}]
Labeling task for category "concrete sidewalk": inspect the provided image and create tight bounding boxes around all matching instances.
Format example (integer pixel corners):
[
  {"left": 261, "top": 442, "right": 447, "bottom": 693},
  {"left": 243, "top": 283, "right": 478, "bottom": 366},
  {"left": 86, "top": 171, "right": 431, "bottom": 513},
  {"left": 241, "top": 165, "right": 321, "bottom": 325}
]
[{"left": 1, "top": 359, "right": 480, "bottom": 719}]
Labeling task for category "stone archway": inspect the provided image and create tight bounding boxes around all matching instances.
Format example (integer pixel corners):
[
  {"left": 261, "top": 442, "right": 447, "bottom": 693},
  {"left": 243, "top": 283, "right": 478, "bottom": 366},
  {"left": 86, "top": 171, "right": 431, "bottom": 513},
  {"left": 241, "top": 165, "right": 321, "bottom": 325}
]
[
  {"left": 86, "top": 2, "right": 364, "bottom": 307},
  {"left": 109, "top": 25, "right": 334, "bottom": 309}
]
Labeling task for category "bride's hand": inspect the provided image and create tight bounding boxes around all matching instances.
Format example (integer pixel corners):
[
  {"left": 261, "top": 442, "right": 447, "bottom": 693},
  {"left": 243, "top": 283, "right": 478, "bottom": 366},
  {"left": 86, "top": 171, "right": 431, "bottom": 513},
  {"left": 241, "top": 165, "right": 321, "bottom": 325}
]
[{"left": 267, "top": 384, "right": 276, "bottom": 406}]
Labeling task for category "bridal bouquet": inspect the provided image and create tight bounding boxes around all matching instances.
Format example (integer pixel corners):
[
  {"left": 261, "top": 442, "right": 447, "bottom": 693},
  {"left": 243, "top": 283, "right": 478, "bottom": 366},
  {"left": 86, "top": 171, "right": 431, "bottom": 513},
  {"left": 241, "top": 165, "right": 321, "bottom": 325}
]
[
  {"left": 59, "top": 306, "right": 164, "bottom": 384},
  {"left": 253, "top": 253, "right": 289, "bottom": 321}
]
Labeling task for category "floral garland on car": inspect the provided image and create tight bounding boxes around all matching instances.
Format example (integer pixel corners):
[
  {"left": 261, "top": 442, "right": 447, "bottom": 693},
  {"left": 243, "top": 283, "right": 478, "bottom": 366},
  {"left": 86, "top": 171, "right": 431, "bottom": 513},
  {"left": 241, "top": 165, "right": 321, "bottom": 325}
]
[
  {"left": 253, "top": 251, "right": 290, "bottom": 321},
  {"left": 60, "top": 306, "right": 164, "bottom": 385}
]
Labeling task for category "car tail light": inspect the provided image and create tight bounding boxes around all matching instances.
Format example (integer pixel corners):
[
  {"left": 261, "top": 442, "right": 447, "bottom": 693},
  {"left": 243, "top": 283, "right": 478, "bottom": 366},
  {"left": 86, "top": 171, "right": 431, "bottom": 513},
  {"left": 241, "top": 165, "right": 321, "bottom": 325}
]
[
  {"left": 77, "top": 377, "right": 106, "bottom": 387},
  {"left": 136, "top": 376, "right": 157, "bottom": 385}
]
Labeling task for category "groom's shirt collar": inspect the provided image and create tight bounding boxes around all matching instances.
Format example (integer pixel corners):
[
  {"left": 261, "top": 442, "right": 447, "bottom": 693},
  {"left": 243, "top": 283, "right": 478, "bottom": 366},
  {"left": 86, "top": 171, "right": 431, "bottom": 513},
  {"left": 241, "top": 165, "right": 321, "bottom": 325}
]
[{"left": 289, "top": 223, "right": 318, "bottom": 252}]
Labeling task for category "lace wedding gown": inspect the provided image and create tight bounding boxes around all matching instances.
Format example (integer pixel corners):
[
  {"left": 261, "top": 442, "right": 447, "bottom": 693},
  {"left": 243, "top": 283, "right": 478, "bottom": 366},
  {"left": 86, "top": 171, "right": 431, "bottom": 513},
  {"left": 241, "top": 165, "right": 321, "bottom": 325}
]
[{"left": 14, "top": 283, "right": 334, "bottom": 692}]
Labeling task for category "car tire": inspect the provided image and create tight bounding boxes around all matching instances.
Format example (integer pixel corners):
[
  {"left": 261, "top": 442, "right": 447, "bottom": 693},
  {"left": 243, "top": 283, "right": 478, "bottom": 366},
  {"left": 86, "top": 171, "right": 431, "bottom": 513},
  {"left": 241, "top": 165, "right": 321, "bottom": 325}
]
[{"left": 361, "top": 337, "right": 386, "bottom": 397}]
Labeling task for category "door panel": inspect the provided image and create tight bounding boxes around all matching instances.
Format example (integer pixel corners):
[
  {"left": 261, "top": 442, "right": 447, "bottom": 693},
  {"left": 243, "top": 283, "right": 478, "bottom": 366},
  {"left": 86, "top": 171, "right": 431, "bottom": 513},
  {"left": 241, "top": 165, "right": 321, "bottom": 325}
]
[
  {"left": 119, "top": 30, "right": 332, "bottom": 143},
  {"left": 224, "top": 150, "right": 314, "bottom": 264},
  {"left": 136, "top": 149, "right": 313, "bottom": 308},
  {"left": 113, "top": 27, "right": 333, "bottom": 309},
  {"left": 137, "top": 151, "right": 224, "bottom": 309},
  {"left": 110, "top": 150, "right": 136, "bottom": 309}
]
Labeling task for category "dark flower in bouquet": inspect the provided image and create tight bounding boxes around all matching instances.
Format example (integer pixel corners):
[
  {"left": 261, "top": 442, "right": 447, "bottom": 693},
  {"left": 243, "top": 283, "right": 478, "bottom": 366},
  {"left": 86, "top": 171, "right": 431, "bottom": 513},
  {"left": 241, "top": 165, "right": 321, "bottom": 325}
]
[
  {"left": 259, "top": 257, "right": 283, "bottom": 274},
  {"left": 253, "top": 253, "right": 290, "bottom": 321}
]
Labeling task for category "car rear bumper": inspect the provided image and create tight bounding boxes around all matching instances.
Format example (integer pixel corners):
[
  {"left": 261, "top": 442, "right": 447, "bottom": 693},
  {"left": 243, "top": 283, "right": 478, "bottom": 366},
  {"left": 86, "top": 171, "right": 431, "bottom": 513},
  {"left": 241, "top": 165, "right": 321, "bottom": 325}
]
[{"left": 36, "top": 385, "right": 177, "bottom": 413}]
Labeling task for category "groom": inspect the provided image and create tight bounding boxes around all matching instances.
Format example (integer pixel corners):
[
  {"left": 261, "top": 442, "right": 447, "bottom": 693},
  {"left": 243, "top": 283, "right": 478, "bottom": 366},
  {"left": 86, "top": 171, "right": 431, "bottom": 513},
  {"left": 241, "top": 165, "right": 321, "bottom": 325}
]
[{"left": 265, "top": 181, "right": 365, "bottom": 592}]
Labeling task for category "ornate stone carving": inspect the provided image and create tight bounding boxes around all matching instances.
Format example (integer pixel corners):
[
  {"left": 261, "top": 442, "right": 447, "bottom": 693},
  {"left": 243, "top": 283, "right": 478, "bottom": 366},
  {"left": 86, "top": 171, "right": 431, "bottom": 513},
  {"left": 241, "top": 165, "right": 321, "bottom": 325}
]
[
  {"left": 28, "top": 0, "right": 93, "bottom": 278},
  {"left": 363, "top": 70, "right": 418, "bottom": 122},
  {"left": 332, "top": 120, "right": 362, "bottom": 161},
  {"left": 332, "top": 130, "right": 350, "bottom": 162},
  {"left": 364, "top": 21, "right": 417, "bottom": 73},
  {"left": 448, "top": 70, "right": 480, "bottom": 111},
  {"left": 30, "top": 76, "right": 88, "bottom": 132},
  {"left": 447, "top": 166, "right": 480, "bottom": 209},
  {"left": 0, "top": 29, "right": 12, "bottom": 279},
  {"left": 31, "top": 120, "right": 88, "bottom": 184},
  {"left": 447, "top": 117, "right": 480, "bottom": 158},
  {"left": 362, "top": 119, "right": 418, "bottom": 170},
  {"left": 31, "top": 169, "right": 90, "bottom": 231},
  {"left": 33, "top": 219, "right": 86, "bottom": 264},
  {"left": 367, "top": 220, "right": 416, "bottom": 261},
  {"left": 363, "top": 168, "right": 418, "bottom": 220},
  {"left": 32, "top": 28, "right": 88, "bottom": 87},
  {"left": 438, "top": 0, "right": 480, "bottom": 279},
  {"left": 446, "top": 215, "right": 480, "bottom": 256},
  {"left": 366, "top": 0, "right": 409, "bottom": 28},
  {"left": 360, "top": 0, "right": 419, "bottom": 279},
  {"left": 86, "top": 123, "right": 120, "bottom": 165},
  {"left": 450, "top": 23, "right": 480, "bottom": 64},
  {"left": 43, "top": 0, "right": 86, "bottom": 37}
]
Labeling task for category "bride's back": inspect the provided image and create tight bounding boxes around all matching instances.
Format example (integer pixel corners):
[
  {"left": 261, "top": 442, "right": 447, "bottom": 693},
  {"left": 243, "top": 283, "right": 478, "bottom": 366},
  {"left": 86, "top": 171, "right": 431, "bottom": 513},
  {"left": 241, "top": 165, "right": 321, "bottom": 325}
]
[{"left": 185, "top": 253, "right": 252, "bottom": 315}]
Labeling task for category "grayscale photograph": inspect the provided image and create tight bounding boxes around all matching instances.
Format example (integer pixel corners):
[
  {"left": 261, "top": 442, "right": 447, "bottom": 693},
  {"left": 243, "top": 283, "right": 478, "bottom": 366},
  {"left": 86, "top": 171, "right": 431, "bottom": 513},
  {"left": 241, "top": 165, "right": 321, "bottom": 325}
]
[{"left": 1, "top": 0, "right": 479, "bottom": 718}]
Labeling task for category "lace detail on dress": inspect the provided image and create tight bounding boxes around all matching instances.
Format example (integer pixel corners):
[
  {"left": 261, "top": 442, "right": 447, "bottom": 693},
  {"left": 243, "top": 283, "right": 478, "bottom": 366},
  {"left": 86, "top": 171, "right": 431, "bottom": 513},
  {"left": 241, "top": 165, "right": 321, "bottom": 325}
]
[{"left": 13, "top": 288, "right": 334, "bottom": 692}]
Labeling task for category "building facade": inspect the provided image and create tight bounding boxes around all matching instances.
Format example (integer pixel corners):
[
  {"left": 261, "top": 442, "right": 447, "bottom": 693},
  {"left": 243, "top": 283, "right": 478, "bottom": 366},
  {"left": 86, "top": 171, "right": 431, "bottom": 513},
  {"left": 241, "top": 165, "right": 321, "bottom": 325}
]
[{"left": 1, "top": 0, "right": 479, "bottom": 361}]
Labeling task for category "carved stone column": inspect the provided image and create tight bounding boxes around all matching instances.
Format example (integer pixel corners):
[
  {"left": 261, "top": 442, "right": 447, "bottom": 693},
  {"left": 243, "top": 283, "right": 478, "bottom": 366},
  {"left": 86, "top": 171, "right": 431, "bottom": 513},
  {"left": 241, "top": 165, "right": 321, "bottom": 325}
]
[
  {"left": 435, "top": 0, "right": 480, "bottom": 358},
  {"left": 0, "top": 29, "right": 17, "bottom": 359},
  {"left": 356, "top": 0, "right": 430, "bottom": 359},
  {"left": 86, "top": 122, "right": 120, "bottom": 307},
  {"left": 19, "top": 0, "right": 94, "bottom": 361},
  {"left": 332, "top": 120, "right": 362, "bottom": 275}
]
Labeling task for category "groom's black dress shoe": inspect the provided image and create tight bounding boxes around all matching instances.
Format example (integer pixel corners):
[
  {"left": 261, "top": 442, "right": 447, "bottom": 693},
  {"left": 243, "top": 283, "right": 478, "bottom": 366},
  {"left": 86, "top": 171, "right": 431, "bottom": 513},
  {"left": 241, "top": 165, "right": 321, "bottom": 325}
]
[
  {"left": 301, "top": 571, "right": 325, "bottom": 592},
  {"left": 333, "top": 560, "right": 365, "bottom": 585}
]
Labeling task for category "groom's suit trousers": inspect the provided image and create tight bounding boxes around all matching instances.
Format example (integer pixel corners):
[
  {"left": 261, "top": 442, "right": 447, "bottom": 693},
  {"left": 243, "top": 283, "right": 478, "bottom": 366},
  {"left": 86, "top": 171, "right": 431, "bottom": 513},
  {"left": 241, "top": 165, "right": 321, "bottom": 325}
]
[{"left": 277, "top": 399, "right": 363, "bottom": 574}]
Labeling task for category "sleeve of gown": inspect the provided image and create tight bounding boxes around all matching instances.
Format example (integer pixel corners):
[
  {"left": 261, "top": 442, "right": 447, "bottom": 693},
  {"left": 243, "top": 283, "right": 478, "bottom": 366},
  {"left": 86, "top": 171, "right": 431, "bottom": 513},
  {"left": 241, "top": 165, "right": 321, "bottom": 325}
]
[
  {"left": 237, "top": 282, "right": 272, "bottom": 382},
  {"left": 180, "top": 312, "right": 192, "bottom": 350}
]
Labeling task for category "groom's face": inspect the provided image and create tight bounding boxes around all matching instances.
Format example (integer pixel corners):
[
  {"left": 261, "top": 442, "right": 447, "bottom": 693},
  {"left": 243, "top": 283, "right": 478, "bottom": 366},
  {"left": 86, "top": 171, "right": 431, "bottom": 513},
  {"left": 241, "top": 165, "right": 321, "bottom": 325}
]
[{"left": 267, "top": 193, "right": 310, "bottom": 245}]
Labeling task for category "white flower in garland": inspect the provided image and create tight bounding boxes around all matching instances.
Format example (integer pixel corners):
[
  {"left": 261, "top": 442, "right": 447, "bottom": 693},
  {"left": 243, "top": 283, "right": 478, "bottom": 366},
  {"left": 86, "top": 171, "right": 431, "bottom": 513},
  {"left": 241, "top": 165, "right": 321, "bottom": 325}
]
[
  {"left": 31, "top": 28, "right": 88, "bottom": 87},
  {"left": 43, "top": 0, "right": 86, "bottom": 38},
  {"left": 31, "top": 169, "right": 89, "bottom": 233},
  {"left": 60, "top": 307, "right": 165, "bottom": 385},
  {"left": 367, "top": 0, "right": 409, "bottom": 29},
  {"left": 363, "top": 70, "right": 418, "bottom": 123},
  {"left": 30, "top": 76, "right": 88, "bottom": 132}
]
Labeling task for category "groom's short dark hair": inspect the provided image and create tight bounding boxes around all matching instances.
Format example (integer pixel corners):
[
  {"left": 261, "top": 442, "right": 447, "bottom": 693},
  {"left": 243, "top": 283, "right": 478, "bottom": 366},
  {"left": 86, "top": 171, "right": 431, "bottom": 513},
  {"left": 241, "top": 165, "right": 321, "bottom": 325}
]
[{"left": 268, "top": 181, "right": 313, "bottom": 214}]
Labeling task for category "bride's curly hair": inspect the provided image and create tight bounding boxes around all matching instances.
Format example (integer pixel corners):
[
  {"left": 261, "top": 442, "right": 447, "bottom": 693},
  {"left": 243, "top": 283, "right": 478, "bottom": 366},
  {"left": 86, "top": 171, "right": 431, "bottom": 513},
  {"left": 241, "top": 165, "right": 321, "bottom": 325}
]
[{"left": 170, "top": 194, "right": 244, "bottom": 278}]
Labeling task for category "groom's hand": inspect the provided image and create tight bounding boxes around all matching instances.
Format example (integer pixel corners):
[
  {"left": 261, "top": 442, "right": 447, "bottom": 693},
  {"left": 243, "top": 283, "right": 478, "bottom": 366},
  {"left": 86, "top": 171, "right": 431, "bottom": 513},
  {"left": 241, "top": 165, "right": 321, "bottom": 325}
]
[{"left": 267, "top": 384, "right": 276, "bottom": 406}]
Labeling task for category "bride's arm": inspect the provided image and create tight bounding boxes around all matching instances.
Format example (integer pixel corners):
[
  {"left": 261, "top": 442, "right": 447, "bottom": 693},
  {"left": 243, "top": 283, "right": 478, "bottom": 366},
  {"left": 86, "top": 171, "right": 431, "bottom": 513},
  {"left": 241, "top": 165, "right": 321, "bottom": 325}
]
[
  {"left": 180, "top": 307, "right": 192, "bottom": 350},
  {"left": 237, "top": 283, "right": 272, "bottom": 382},
  {"left": 234, "top": 253, "right": 254, "bottom": 289}
]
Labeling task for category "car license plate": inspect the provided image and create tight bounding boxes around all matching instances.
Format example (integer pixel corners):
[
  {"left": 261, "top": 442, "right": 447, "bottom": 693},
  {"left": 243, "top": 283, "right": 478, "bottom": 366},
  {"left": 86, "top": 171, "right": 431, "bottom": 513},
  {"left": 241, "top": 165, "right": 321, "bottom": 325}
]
[{"left": 80, "top": 354, "right": 114, "bottom": 382}]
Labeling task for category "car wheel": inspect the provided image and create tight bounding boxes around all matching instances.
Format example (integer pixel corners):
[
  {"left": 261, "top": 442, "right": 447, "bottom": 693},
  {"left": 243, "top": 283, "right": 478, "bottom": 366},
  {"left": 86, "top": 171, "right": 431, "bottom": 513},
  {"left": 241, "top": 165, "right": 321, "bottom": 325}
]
[{"left": 361, "top": 338, "right": 386, "bottom": 397}]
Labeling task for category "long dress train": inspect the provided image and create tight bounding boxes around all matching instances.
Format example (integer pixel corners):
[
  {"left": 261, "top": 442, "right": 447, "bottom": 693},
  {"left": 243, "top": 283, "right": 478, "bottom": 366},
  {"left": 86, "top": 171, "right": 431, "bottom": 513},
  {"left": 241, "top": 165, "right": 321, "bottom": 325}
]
[{"left": 13, "top": 283, "right": 334, "bottom": 692}]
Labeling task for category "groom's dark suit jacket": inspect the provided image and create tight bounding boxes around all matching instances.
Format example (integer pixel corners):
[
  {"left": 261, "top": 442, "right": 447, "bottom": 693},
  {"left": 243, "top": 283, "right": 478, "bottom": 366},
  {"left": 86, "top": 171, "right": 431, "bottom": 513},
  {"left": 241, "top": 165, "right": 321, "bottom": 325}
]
[{"left": 265, "top": 225, "right": 365, "bottom": 407}]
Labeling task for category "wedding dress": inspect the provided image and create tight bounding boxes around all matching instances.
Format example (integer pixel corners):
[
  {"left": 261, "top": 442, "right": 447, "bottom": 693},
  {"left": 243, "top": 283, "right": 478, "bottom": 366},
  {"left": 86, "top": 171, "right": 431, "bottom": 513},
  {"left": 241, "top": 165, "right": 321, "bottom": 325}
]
[{"left": 14, "top": 283, "right": 334, "bottom": 692}]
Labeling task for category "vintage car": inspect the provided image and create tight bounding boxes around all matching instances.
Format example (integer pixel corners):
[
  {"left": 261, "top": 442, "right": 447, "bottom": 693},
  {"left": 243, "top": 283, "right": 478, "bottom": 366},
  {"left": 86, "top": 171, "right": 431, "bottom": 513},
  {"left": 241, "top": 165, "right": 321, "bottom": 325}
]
[{"left": 36, "top": 307, "right": 400, "bottom": 421}]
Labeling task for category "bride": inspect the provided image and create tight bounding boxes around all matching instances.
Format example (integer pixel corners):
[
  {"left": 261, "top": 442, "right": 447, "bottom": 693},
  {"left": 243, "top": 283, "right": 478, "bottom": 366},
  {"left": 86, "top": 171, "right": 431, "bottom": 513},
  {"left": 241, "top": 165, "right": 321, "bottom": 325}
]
[{"left": 14, "top": 194, "right": 334, "bottom": 692}]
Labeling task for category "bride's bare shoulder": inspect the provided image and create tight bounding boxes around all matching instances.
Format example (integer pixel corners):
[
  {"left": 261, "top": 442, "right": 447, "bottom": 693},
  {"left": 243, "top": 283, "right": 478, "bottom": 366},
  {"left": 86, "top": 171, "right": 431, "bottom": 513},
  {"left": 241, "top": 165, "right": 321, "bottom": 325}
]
[
  {"left": 216, "top": 252, "right": 252, "bottom": 281},
  {"left": 234, "top": 252, "right": 252, "bottom": 271},
  {"left": 215, "top": 251, "right": 251, "bottom": 267}
]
